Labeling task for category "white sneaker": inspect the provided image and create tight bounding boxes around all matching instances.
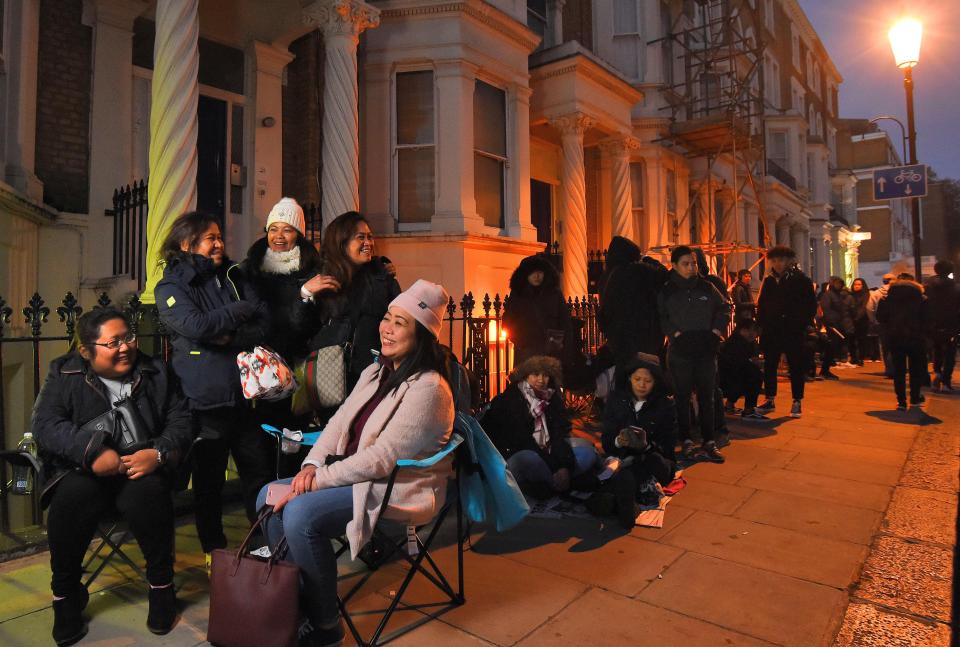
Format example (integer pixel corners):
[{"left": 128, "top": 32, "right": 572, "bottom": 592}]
[{"left": 790, "top": 400, "right": 802, "bottom": 418}]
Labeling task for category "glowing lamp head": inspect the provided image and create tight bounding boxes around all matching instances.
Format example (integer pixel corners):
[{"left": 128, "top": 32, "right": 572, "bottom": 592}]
[{"left": 888, "top": 18, "right": 922, "bottom": 69}]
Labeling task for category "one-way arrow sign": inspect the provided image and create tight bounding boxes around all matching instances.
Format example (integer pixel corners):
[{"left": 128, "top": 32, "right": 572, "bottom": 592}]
[{"left": 873, "top": 164, "right": 927, "bottom": 200}]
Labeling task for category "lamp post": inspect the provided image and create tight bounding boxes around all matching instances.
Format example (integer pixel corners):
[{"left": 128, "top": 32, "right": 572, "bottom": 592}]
[{"left": 888, "top": 18, "right": 923, "bottom": 280}]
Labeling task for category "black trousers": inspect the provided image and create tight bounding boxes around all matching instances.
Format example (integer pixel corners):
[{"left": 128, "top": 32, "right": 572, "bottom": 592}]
[
  {"left": 761, "top": 333, "right": 806, "bottom": 401},
  {"left": 46, "top": 471, "right": 174, "bottom": 597},
  {"left": 849, "top": 319, "right": 870, "bottom": 363},
  {"left": 667, "top": 351, "right": 716, "bottom": 444},
  {"left": 721, "top": 362, "right": 763, "bottom": 411},
  {"left": 193, "top": 407, "right": 274, "bottom": 553},
  {"left": 931, "top": 332, "right": 957, "bottom": 386},
  {"left": 889, "top": 339, "right": 927, "bottom": 404}
]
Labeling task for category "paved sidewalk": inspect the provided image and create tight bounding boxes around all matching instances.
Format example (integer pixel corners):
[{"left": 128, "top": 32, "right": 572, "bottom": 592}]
[{"left": 0, "top": 366, "right": 955, "bottom": 646}]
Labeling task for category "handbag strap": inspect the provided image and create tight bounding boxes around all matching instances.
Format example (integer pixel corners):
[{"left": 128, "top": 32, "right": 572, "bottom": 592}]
[{"left": 234, "top": 506, "right": 273, "bottom": 563}]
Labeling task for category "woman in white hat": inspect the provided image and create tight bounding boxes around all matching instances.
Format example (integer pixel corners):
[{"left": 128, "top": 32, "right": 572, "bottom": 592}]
[{"left": 256, "top": 279, "right": 454, "bottom": 646}]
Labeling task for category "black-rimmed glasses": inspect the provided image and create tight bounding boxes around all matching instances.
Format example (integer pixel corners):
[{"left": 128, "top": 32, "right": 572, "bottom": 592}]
[{"left": 90, "top": 332, "right": 137, "bottom": 350}]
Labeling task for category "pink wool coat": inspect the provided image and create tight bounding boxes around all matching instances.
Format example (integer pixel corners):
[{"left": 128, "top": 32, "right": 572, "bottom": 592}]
[{"left": 303, "top": 362, "right": 454, "bottom": 558}]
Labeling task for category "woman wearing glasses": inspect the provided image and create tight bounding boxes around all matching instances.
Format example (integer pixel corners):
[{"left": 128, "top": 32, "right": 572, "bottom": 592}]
[{"left": 32, "top": 308, "right": 192, "bottom": 644}]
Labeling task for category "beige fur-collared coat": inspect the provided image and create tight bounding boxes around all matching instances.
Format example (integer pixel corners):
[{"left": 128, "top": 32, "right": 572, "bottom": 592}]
[{"left": 303, "top": 362, "right": 454, "bottom": 558}]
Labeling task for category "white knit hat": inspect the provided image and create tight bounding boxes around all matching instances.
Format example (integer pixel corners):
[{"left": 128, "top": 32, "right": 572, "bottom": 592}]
[
  {"left": 389, "top": 279, "right": 448, "bottom": 339},
  {"left": 265, "top": 197, "right": 305, "bottom": 235}
]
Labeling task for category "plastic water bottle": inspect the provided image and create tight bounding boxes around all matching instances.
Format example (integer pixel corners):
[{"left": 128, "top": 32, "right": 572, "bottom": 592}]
[{"left": 11, "top": 432, "right": 37, "bottom": 495}]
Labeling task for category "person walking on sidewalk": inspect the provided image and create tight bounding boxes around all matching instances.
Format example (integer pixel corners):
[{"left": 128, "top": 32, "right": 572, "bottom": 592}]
[
  {"left": 876, "top": 274, "right": 929, "bottom": 409},
  {"left": 658, "top": 246, "right": 731, "bottom": 463},
  {"left": 924, "top": 261, "right": 960, "bottom": 391},
  {"left": 755, "top": 246, "right": 818, "bottom": 418}
]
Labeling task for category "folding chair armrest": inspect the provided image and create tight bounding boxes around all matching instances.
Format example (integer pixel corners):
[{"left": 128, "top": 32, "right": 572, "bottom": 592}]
[
  {"left": 261, "top": 424, "right": 322, "bottom": 447},
  {"left": 396, "top": 434, "right": 463, "bottom": 469},
  {"left": 0, "top": 450, "right": 42, "bottom": 476}
]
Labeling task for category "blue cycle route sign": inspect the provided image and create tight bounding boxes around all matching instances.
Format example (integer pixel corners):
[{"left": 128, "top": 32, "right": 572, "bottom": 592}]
[{"left": 873, "top": 164, "right": 927, "bottom": 200}]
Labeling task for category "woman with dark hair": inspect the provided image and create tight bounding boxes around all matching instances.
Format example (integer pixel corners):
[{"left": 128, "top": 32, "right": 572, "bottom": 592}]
[
  {"left": 482, "top": 355, "right": 598, "bottom": 500},
  {"left": 256, "top": 280, "right": 454, "bottom": 646},
  {"left": 155, "top": 211, "right": 274, "bottom": 565},
  {"left": 32, "top": 308, "right": 191, "bottom": 644},
  {"left": 503, "top": 254, "right": 572, "bottom": 366},
  {"left": 849, "top": 278, "right": 871, "bottom": 365},
  {"left": 311, "top": 211, "right": 400, "bottom": 392}
]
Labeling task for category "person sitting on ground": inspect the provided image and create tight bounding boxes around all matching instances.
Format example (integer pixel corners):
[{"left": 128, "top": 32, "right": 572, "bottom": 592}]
[
  {"left": 482, "top": 355, "right": 598, "bottom": 499},
  {"left": 876, "top": 274, "right": 929, "bottom": 410},
  {"left": 718, "top": 322, "right": 769, "bottom": 421},
  {"left": 256, "top": 280, "right": 455, "bottom": 647},
  {"left": 730, "top": 269, "right": 756, "bottom": 323},
  {"left": 32, "top": 308, "right": 192, "bottom": 644},
  {"left": 657, "top": 245, "right": 731, "bottom": 463},
  {"left": 502, "top": 254, "right": 572, "bottom": 366}
]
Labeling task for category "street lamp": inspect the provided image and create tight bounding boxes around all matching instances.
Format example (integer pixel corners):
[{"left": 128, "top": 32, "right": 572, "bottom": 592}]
[{"left": 887, "top": 17, "right": 923, "bottom": 279}]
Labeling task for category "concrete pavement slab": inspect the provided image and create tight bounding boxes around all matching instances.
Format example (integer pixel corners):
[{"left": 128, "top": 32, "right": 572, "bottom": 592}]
[
  {"left": 854, "top": 535, "right": 953, "bottom": 623},
  {"left": 784, "top": 452, "right": 903, "bottom": 486},
  {"left": 638, "top": 552, "right": 847, "bottom": 647},
  {"left": 382, "top": 544, "right": 588, "bottom": 646},
  {"left": 518, "top": 587, "right": 776, "bottom": 647},
  {"left": 630, "top": 503, "right": 697, "bottom": 541},
  {"left": 660, "top": 510, "right": 867, "bottom": 588},
  {"left": 881, "top": 487, "right": 957, "bottom": 546},
  {"left": 816, "top": 427, "right": 917, "bottom": 452},
  {"left": 781, "top": 437, "right": 907, "bottom": 467},
  {"left": 681, "top": 444, "right": 797, "bottom": 485},
  {"left": 734, "top": 490, "right": 883, "bottom": 545},
  {"left": 833, "top": 602, "right": 951, "bottom": 647},
  {"left": 471, "top": 518, "right": 684, "bottom": 597},
  {"left": 740, "top": 467, "right": 893, "bottom": 511},
  {"left": 664, "top": 474, "right": 754, "bottom": 515}
]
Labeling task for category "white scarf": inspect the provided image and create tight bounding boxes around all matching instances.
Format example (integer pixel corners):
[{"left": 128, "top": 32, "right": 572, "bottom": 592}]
[
  {"left": 262, "top": 247, "right": 302, "bottom": 275},
  {"left": 518, "top": 381, "right": 554, "bottom": 451}
]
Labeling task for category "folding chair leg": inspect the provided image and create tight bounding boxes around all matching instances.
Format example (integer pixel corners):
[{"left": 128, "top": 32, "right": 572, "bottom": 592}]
[{"left": 83, "top": 530, "right": 148, "bottom": 588}]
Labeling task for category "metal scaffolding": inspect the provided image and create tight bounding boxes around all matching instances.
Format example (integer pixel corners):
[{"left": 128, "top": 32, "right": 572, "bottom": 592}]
[{"left": 651, "top": 0, "right": 774, "bottom": 263}]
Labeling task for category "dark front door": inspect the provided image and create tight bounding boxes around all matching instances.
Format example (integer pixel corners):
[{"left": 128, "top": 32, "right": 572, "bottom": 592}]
[
  {"left": 197, "top": 95, "right": 227, "bottom": 222},
  {"left": 530, "top": 179, "right": 553, "bottom": 244}
]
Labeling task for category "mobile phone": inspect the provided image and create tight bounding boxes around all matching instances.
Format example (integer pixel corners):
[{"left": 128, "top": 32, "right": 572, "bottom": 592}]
[{"left": 265, "top": 483, "right": 292, "bottom": 506}]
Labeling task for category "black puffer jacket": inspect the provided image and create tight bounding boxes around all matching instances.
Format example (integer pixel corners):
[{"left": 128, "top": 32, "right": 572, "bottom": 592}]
[
  {"left": 31, "top": 351, "right": 192, "bottom": 506},
  {"left": 503, "top": 255, "right": 572, "bottom": 365},
  {"left": 597, "top": 236, "right": 642, "bottom": 298},
  {"left": 876, "top": 279, "right": 927, "bottom": 341},
  {"left": 242, "top": 237, "right": 324, "bottom": 363},
  {"left": 481, "top": 381, "right": 575, "bottom": 473},
  {"left": 601, "top": 357, "right": 677, "bottom": 464},
  {"left": 923, "top": 275, "right": 960, "bottom": 335},
  {"left": 599, "top": 241, "right": 669, "bottom": 358},
  {"left": 756, "top": 267, "right": 818, "bottom": 338},
  {"left": 820, "top": 287, "right": 855, "bottom": 334},
  {"left": 311, "top": 257, "right": 400, "bottom": 388},
  {"left": 156, "top": 254, "right": 268, "bottom": 409},
  {"left": 658, "top": 270, "right": 731, "bottom": 358}
]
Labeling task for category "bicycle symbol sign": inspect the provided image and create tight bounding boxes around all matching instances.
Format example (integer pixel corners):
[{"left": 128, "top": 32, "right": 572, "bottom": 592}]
[{"left": 873, "top": 164, "right": 927, "bottom": 200}]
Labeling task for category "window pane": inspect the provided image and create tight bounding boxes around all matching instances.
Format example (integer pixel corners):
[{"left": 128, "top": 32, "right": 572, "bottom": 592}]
[
  {"left": 474, "top": 81, "right": 506, "bottom": 157},
  {"left": 614, "top": 0, "right": 638, "bottom": 34},
  {"left": 612, "top": 37, "right": 639, "bottom": 78},
  {"left": 397, "top": 71, "right": 434, "bottom": 145},
  {"left": 398, "top": 148, "right": 434, "bottom": 223},
  {"left": 630, "top": 161, "right": 644, "bottom": 209},
  {"left": 474, "top": 153, "right": 504, "bottom": 228}
]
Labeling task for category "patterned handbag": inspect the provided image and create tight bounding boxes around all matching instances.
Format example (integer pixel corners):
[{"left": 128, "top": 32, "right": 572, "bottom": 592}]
[{"left": 303, "top": 342, "right": 349, "bottom": 409}]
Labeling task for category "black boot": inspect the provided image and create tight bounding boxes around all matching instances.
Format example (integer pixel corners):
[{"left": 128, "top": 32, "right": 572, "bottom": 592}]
[
  {"left": 52, "top": 586, "right": 89, "bottom": 646},
  {"left": 147, "top": 585, "right": 177, "bottom": 635}
]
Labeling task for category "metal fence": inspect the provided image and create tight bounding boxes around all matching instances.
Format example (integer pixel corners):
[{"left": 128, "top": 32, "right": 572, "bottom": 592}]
[{"left": 105, "top": 180, "right": 149, "bottom": 291}]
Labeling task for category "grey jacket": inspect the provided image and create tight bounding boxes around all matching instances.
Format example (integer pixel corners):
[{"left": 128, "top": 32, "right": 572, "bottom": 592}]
[{"left": 658, "top": 271, "right": 731, "bottom": 339}]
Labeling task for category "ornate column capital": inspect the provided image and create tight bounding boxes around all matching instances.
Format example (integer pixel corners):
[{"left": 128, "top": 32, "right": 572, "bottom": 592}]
[
  {"left": 550, "top": 113, "right": 595, "bottom": 137},
  {"left": 598, "top": 136, "right": 640, "bottom": 158},
  {"left": 303, "top": 0, "right": 380, "bottom": 40}
]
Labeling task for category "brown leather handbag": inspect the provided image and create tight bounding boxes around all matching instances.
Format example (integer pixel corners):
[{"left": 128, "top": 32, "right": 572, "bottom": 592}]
[{"left": 207, "top": 510, "right": 300, "bottom": 647}]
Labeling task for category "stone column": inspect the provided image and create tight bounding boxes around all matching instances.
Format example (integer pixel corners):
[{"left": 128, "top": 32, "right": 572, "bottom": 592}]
[
  {"left": 505, "top": 85, "right": 537, "bottom": 241},
  {"left": 791, "top": 223, "right": 810, "bottom": 273},
  {"left": 3, "top": 0, "right": 42, "bottom": 200},
  {"left": 83, "top": 0, "right": 149, "bottom": 283},
  {"left": 546, "top": 0, "right": 566, "bottom": 49},
  {"left": 244, "top": 42, "right": 295, "bottom": 254},
  {"left": 776, "top": 217, "right": 792, "bottom": 247},
  {"left": 551, "top": 113, "right": 594, "bottom": 298},
  {"left": 303, "top": 0, "right": 380, "bottom": 229},
  {"left": 599, "top": 137, "right": 638, "bottom": 242},
  {"left": 143, "top": 0, "right": 199, "bottom": 302}
]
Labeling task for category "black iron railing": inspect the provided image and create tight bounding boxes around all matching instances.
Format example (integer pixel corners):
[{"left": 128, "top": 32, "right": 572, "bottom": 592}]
[
  {"left": 765, "top": 159, "right": 798, "bottom": 191},
  {"left": 105, "top": 180, "right": 149, "bottom": 291}
]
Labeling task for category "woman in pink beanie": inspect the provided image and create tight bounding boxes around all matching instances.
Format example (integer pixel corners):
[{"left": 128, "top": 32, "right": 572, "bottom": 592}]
[{"left": 256, "top": 279, "right": 454, "bottom": 646}]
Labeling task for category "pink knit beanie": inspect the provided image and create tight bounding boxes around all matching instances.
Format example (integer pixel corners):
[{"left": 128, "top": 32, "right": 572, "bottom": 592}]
[{"left": 389, "top": 279, "right": 448, "bottom": 338}]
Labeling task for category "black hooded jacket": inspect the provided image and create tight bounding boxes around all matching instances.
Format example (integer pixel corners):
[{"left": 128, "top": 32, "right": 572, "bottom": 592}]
[
  {"left": 876, "top": 279, "right": 928, "bottom": 341},
  {"left": 756, "top": 267, "right": 817, "bottom": 339},
  {"left": 923, "top": 275, "right": 960, "bottom": 334},
  {"left": 242, "top": 236, "right": 325, "bottom": 363},
  {"left": 503, "top": 255, "right": 571, "bottom": 364},
  {"left": 598, "top": 238, "right": 669, "bottom": 358}
]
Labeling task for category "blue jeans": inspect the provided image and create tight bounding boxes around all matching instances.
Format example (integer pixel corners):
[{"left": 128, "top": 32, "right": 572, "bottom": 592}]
[
  {"left": 256, "top": 480, "right": 354, "bottom": 626},
  {"left": 507, "top": 446, "right": 597, "bottom": 494}
]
